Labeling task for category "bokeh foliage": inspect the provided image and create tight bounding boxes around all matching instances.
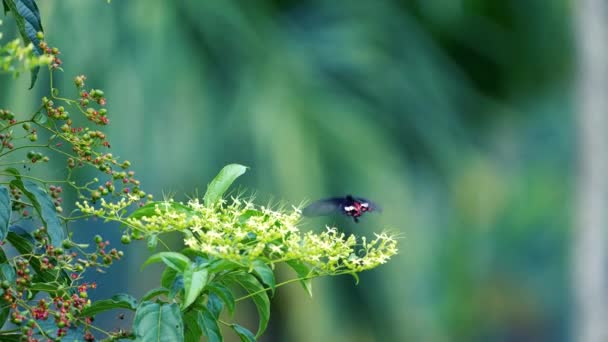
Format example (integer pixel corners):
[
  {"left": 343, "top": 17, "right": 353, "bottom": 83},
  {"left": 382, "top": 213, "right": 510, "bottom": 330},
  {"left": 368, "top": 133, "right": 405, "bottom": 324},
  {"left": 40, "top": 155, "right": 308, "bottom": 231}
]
[{"left": 0, "top": 1, "right": 573, "bottom": 341}]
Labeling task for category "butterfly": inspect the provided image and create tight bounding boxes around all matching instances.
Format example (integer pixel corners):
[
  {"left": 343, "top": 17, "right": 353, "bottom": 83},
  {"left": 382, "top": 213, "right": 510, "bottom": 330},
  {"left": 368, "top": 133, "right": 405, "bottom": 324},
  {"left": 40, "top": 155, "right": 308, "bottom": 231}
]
[{"left": 302, "top": 195, "right": 380, "bottom": 223}]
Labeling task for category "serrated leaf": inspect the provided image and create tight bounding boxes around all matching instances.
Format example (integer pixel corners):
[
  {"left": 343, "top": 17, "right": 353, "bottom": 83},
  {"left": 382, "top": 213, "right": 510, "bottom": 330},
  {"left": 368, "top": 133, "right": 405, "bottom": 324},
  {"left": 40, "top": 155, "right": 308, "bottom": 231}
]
[
  {"left": 182, "top": 263, "right": 208, "bottom": 310},
  {"left": 203, "top": 164, "right": 247, "bottom": 206},
  {"left": 230, "top": 272, "right": 270, "bottom": 337},
  {"left": 231, "top": 324, "right": 256, "bottom": 342},
  {"left": 80, "top": 293, "right": 137, "bottom": 317},
  {"left": 285, "top": 260, "right": 313, "bottom": 297},
  {"left": 2, "top": 0, "right": 44, "bottom": 88},
  {"left": 0, "top": 186, "right": 11, "bottom": 242},
  {"left": 200, "top": 307, "right": 223, "bottom": 342},
  {"left": 207, "top": 283, "right": 235, "bottom": 316},
  {"left": 142, "top": 251, "right": 191, "bottom": 272},
  {"left": 251, "top": 260, "right": 275, "bottom": 295},
  {"left": 133, "top": 301, "right": 184, "bottom": 342},
  {"left": 10, "top": 180, "right": 64, "bottom": 246}
]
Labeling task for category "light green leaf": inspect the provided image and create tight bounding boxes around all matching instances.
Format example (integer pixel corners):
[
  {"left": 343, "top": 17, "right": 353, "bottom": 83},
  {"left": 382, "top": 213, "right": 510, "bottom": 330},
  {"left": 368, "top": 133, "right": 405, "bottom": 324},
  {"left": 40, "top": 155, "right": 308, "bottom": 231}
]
[
  {"left": 80, "top": 293, "right": 137, "bottom": 317},
  {"left": 142, "top": 251, "right": 191, "bottom": 272},
  {"left": 203, "top": 164, "right": 247, "bottom": 206},
  {"left": 285, "top": 260, "right": 313, "bottom": 297},
  {"left": 142, "top": 287, "right": 169, "bottom": 301},
  {"left": 133, "top": 301, "right": 184, "bottom": 342},
  {"left": 182, "top": 264, "right": 208, "bottom": 310},
  {"left": 251, "top": 260, "right": 275, "bottom": 295}
]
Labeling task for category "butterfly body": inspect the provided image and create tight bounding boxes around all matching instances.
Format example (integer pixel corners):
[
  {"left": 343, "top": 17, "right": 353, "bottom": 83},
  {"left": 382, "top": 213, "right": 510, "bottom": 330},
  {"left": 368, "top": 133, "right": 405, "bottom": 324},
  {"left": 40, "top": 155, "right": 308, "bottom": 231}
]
[{"left": 303, "top": 195, "right": 379, "bottom": 223}]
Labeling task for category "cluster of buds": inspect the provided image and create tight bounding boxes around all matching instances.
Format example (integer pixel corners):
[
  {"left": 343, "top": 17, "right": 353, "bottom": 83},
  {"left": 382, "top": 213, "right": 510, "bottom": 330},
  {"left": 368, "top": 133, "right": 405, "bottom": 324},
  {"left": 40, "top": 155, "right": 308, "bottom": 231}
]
[
  {"left": 75, "top": 76, "right": 108, "bottom": 125},
  {"left": 48, "top": 185, "right": 63, "bottom": 212},
  {"left": 42, "top": 97, "right": 69, "bottom": 120},
  {"left": 90, "top": 235, "right": 124, "bottom": 266},
  {"left": 26, "top": 150, "right": 48, "bottom": 164},
  {"left": 37, "top": 32, "right": 62, "bottom": 70},
  {"left": 0, "top": 108, "right": 15, "bottom": 123}
]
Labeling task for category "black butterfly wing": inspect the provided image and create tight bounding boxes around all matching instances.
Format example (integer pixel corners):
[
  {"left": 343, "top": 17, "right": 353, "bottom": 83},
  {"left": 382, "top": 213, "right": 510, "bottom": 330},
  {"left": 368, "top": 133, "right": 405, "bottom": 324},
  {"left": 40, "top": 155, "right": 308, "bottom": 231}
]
[{"left": 302, "top": 197, "right": 346, "bottom": 217}]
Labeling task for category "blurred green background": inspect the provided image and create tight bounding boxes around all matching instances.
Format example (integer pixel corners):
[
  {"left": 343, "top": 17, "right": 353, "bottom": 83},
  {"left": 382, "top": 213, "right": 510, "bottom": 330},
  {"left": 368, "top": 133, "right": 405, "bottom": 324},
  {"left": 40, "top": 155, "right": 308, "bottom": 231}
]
[{"left": 0, "top": 1, "right": 575, "bottom": 341}]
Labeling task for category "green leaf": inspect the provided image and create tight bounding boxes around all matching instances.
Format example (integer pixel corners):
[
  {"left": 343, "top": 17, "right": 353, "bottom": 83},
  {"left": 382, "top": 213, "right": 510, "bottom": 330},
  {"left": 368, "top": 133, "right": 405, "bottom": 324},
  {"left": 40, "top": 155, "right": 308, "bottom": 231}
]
[
  {"left": 285, "top": 260, "right": 313, "bottom": 297},
  {"left": 0, "top": 186, "right": 11, "bottom": 242},
  {"left": 80, "top": 293, "right": 137, "bottom": 317},
  {"left": 146, "top": 234, "right": 158, "bottom": 251},
  {"left": 2, "top": 0, "right": 44, "bottom": 88},
  {"left": 28, "top": 282, "right": 59, "bottom": 293},
  {"left": 230, "top": 272, "right": 270, "bottom": 337},
  {"left": 183, "top": 310, "right": 202, "bottom": 342},
  {"left": 251, "top": 260, "right": 275, "bottom": 295},
  {"left": 128, "top": 201, "right": 192, "bottom": 221},
  {"left": 133, "top": 301, "right": 184, "bottom": 342},
  {"left": 161, "top": 267, "right": 178, "bottom": 289},
  {"left": 207, "top": 283, "right": 235, "bottom": 316},
  {"left": 142, "top": 251, "right": 191, "bottom": 272},
  {"left": 206, "top": 292, "right": 223, "bottom": 319},
  {"left": 182, "top": 263, "right": 208, "bottom": 310},
  {"left": 231, "top": 324, "right": 256, "bottom": 342},
  {"left": 200, "top": 307, "right": 223, "bottom": 342},
  {"left": 203, "top": 164, "right": 247, "bottom": 206},
  {"left": 142, "top": 287, "right": 169, "bottom": 301},
  {"left": 10, "top": 180, "right": 65, "bottom": 246},
  {"left": 0, "top": 333, "right": 21, "bottom": 342},
  {"left": 6, "top": 227, "right": 71, "bottom": 289},
  {"left": 208, "top": 259, "right": 240, "bottom": 274}
]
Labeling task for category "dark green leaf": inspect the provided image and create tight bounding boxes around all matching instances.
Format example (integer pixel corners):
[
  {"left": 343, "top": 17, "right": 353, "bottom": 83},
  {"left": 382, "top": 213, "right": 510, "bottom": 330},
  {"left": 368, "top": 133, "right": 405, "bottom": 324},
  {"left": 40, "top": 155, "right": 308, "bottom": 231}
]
[
  {"left": 182, "top": 263, "right": 208, "bottom": 310},
  {"left": 0, "top": 186, "right": 11, "bottom": 242},
  {"left": 80, "top": 293, "right": 137, "bottom": 317},
  {"left": 251, "top": 260, "right": 275, "bottom": 295},
  {"left": 203, "top": 164, "right": 247, "bottom": 206},
  {"left": 7, "top": 228, "right": 71, "bottom": 287},
  {"left": 142, "top": 251, "right": 191, "bottom": 272},
  {"left": 285, "top": 260, "right": 313, "bottom": 297},
  {"left": 207, "top": 283, "right": 235, "bottom": 316},
  {"left": 161, "top": 267, "right": 178, "bottom": 289},
  {"left": 28, "top": 282, "right": 58, "bottom": 293},
  {"left": 0, "top": 333, "right": 20, "bottom": 342},
  {"left": 170, "top": 275, "right": 184, "bottom": 299},
  {"left": 10, "top": 180, "right": 65, "bottom": 246},
  {"left": 2, "top": 0, "right": 44, "bottom": 88},
  {"left": 133, "top": 301, "right": 184, "bottom": 342},
  {"left": 230, "top": 272, "right": 270, "bottom": 337},
  {"left": 231, "top": 324, "right": 256, "bottom": 342},
  {"left": 200, "top": 307, "right": 223, "bottom": 342},
  {"left": 142, "top": 287, "right": 169, "bottom": 301},
  {"left": 183, "top": 310, "right": 202, "bottom": 342},
  {"left": 206, "top": 292, "right": 223, "bottom": 319}
]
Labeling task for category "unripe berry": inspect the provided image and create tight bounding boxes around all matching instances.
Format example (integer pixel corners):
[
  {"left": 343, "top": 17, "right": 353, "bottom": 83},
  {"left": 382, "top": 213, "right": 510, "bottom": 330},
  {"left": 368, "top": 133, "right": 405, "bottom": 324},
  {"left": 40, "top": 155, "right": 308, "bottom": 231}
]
[{"left": 120, "top": 235, "right": 131, "bottom": 244}]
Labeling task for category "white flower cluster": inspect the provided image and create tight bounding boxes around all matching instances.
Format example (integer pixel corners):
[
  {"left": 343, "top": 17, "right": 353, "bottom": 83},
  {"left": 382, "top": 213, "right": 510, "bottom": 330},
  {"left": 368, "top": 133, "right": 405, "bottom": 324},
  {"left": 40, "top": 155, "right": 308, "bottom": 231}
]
[{"left": 78, "top": 197, "right": 398, "bottom": 274}]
